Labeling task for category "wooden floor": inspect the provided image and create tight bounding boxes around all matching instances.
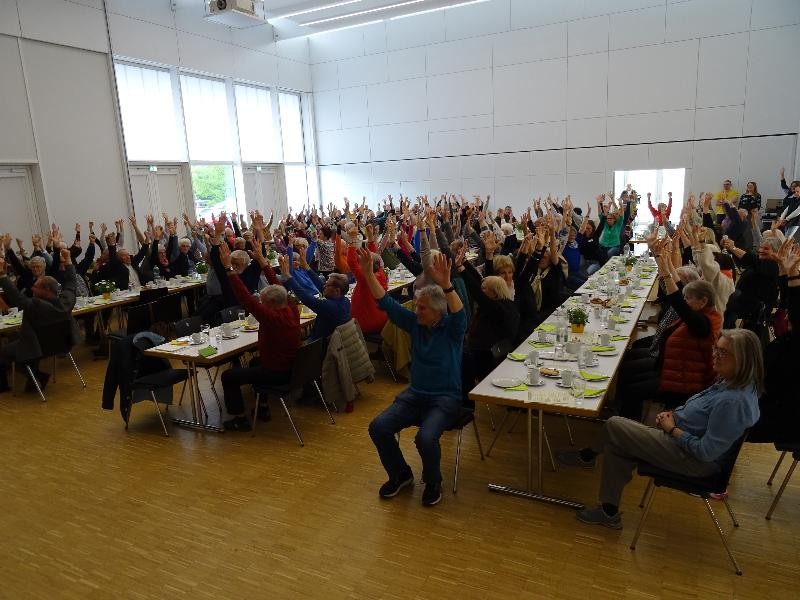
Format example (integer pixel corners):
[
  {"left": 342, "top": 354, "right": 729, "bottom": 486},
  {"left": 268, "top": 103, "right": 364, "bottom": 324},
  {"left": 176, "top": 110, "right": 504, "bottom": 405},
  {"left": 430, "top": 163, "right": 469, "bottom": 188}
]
[{"left": 0, "top": 343, "right": 797, "bottom": 600}]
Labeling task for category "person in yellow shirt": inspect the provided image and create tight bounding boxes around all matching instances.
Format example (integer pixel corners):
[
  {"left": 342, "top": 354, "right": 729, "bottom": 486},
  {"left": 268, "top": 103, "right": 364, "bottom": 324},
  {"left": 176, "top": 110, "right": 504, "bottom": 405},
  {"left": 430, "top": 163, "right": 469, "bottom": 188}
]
[{"left": 714, "top": 179, "right": 739, "bottom": 224}]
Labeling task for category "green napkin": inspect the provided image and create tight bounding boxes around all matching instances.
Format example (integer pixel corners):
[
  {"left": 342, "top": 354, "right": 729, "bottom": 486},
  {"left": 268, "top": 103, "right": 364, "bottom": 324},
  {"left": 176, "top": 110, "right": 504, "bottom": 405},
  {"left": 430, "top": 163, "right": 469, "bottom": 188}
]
[
  {"left": 580, "top": 370, "right": 609, "bottom": 381},
  {"left": 584, "top": 387, "right": 607, "bottom": 397},
  {"left": 626, "top": 294, "right": 643, "bottom": 299},
  {"left": 535, "top": 324, "right": 557, "bottom": 332},
  {"left": 611, "top": 335, "right": 628, "bottom": 341},
  {"left": 528, "top": 340, "right": 553, "bottom": 348},
  {"left": 609, "top": 315, "right": 629, "bottom": 323},
  {"left": 503, "top": 383, "right": 528, "bottom": 392},
  {"left": 198, "top": 346, "right": 218, "bottom": 358},
  {"left": 507, "top": 353, "right": 527, "bottom": 361},
  {"left": 590, "top": 345, "right": 614, "bottom": 353},
  {"left": 620, "top": 301, "right": 635, "bottom": 308},
  {"left": 3, "top": 317, "right": 22, "bottom": 325}
]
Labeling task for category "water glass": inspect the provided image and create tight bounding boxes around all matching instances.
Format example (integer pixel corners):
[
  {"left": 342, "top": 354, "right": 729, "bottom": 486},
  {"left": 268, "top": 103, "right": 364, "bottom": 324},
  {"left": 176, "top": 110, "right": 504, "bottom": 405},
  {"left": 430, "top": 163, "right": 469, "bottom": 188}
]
[
  {"left": 571, "top": 379, "right": 586, "bottom": 405},
  {"left": 237, "top": 310, "right": 246, "bottom": 323},
  {"left": 201, "top": 323, "right": 210, "bottom": 342}
]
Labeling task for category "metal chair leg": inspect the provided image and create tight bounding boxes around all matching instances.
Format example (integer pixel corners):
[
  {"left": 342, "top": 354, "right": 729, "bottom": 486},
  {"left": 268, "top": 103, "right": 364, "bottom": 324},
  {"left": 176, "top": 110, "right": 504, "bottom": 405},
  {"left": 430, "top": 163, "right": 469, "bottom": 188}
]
[
  {"left": 766, "top": 458, "right": 797, "bottom": 520},
  {"left": 381, "top": 346, "right": 398, "bottom": 383},
  {"left": 486, "top": 410, "right": 511, "bottom": 456},
  {"left": 639, "top": 479, "right": 654, "bottom": 508},
  {"left": 177, "top": 380, "right": 187, "bottom": 407},
  {"left": 472, "top": 418, "right": 485, "bottom": 460},
  {"left": 630, "top": 481, "right": 656, "bottom": 550},
  {"left": 507, "top": 409, "right": 522, "bottom": 433},
  {"left": 703, "top": 498, "right": 742, "bottom": 575},
  {"left": 251, "top": 394, "right": 260, "bottom": 437},
  {"left": 279, "top": 397, "right": 304, "bottom": 446},
  {"left": 150, "top": 391, "right": 169, "bottom": 437},
  {"left": 25, "top": 366, "right": 46, "bottom": 402},
  {"left": 453, "top": 427, "right": 463, "bottom": 494},
  {"left": 767, "top": 451, "right": 787, "bottom": 485},
  {"left": 564, "top": 415, "right": 574, "bottom": 446},
  {"left": 543, "top": 427, "right": 556, "bottom": 472},
  {"left": 67, "top": 352, "right": 86, "bottom": 388},
  {"left": 204, "top": 368, "right": 223, "bottom": 416},
  {"left": 723, "top": 498, "right": 739, "bottom": 527},
  {"left": 314, "top": 380, "right": 335, "bottom": 424}
]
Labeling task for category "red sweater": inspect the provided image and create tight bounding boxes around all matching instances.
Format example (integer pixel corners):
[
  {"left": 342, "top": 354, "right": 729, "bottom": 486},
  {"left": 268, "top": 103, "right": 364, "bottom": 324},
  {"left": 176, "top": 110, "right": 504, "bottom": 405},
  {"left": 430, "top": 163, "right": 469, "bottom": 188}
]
[
  {"left": 227, "top": 267, "right": 300, "bottom": 372},
  {"left": 347, "top": 242, "right": 388, "bottom": 334},
  {"left": 648, "top": 195, "right": 673, "bottom": 226}
]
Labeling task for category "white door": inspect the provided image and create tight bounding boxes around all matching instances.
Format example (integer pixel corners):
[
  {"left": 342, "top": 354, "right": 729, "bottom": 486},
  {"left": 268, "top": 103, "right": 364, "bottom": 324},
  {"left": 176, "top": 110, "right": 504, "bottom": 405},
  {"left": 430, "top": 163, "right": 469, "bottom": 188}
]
[
  {"left": 128, "top": 165, "right": 189, "bottom": 221},
  {"left": 0, "top": 166, "right": 41, "bottom": 247},
  {"left": 242, "top": 165, "right": 280, "bottom": 218}
]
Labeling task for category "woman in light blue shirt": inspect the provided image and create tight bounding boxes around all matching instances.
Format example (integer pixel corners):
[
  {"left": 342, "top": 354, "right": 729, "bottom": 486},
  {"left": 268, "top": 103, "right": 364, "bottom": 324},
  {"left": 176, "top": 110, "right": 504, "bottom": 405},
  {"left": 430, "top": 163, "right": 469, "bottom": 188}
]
[{"left": 560, "top": 328, "right": 763, "bottom": 529}]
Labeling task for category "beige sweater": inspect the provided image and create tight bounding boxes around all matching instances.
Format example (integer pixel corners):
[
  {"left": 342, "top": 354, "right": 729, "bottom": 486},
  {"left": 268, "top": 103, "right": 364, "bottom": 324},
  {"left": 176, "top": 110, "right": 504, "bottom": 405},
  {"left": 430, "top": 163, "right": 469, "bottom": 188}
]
[{"left": 692, "top": 244, "right": 734, "bottom": 314}]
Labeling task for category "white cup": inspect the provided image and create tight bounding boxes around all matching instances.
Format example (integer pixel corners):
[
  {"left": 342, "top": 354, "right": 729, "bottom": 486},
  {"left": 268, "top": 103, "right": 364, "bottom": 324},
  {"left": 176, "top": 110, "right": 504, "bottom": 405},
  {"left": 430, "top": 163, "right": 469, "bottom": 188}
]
[
  {"left": 599, "top": 333, "right": 612, "bottom": 346},
  {"left": 607, "top": 317, "right": 617, "bottom": 331},
  {"left": 565, "top": 341, "right": 580, "bottom": 356},
  {"left": 191, "top": 332, "right": 203, "bottom": 344},
  {"left": 561, "top": 369, "right": 576, "bottom": 386},
  {"left": 528, "top": 349, "right": 540, "bottom": 365},
  {"left": 8, "top": 307, "right": 19, "bottom": 316},
  {"left": 221, "top": 323, "right": 233, "bottom": 337},
  {"left": 528, "top": 366, "right": 542, "bottom": 385}
]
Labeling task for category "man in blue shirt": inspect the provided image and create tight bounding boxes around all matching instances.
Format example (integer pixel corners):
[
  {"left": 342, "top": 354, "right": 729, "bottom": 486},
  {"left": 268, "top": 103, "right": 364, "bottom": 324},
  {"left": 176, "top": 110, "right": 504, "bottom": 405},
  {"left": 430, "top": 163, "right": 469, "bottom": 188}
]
[
  {"left": 358, "top": 247, "right": 467, "bottom": 507},
  {"left": 279, "top": 255, "right": 350, "bottom": 341}
]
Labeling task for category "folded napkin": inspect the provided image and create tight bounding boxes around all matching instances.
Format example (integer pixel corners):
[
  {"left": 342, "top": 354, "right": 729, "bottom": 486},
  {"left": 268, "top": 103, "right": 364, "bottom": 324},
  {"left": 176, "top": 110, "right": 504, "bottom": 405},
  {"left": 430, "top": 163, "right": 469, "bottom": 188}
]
[
  {"left": 611, "top": 335, "right": 628, "bottom": 341},
  {"left": 626, "top": 294, "right": 643, "bottom": 299},
  {"left": 503, "top": 383, "right": 528, "bottom": 392},
  {"left": 198, "top": 346, "right": 218, "bottom": 358},
  {"left": 2, "top": 317, "right": 22, "bottom": 325},
  {"left": 619, "top": 302, "right": 635, "bottom": 309},
  {"left": 170, "top": 340, "right": 189, "bottom": 346},
  {"left": 528, "top": 341, "right": 554, "bottom": 348},
  {"left": 535, "top": 323, "right": 557, "bottom": 332},
  {"left": 580, "top": 370, "right": 609, "bottom": 381},
  {"left": 609, "top": 315, "right": 629, "bottom": 323},
  {"left": 590, "top": 345, "right": 614, "bottom": 353},
  {"left": 584, "top": 387, "right": 607, "bottom": 397},
  {"left": 507, "top": 352, "right": 528, "bottom": 361}
]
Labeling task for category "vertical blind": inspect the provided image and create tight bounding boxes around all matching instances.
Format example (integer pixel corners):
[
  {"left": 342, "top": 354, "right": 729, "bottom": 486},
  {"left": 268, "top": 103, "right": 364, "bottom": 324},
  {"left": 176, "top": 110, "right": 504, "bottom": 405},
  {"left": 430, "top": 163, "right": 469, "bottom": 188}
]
[
  {"left": 234, "top": 84, "right": 279, "bottom": 163},
  {"left": 179, "top": 74, "right": 235, "bottom": 162}
]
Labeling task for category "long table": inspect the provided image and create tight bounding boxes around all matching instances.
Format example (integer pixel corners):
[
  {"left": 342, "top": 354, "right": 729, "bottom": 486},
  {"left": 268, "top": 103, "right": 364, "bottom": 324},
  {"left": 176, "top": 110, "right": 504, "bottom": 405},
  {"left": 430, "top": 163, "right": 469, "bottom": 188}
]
[{"left": 469, "top": 257, "right": 659, "bottom": 510}]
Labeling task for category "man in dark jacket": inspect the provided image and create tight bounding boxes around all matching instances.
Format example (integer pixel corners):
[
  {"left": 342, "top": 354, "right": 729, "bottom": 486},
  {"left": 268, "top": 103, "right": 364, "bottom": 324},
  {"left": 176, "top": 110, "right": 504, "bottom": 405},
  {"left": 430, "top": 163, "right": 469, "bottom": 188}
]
[
  {"left": 95, "top": 235, "right": 149, "bottom": 290},
  {"left": 0, "top": 248, "right": 79, "bottom": 392}
]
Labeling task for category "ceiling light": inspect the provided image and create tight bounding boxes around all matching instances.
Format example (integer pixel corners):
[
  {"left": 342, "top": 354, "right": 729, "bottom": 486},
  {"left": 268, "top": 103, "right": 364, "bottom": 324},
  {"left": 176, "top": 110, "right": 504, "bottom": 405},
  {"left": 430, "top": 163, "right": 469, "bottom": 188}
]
[
  {"left": 308, "top": 18, "right": 384, "bottom": 34},
  {"left": 389, "top": 0, "right": 488, "bottom": 20},
  {"left": 304, "top": 0, "right": 426, "bottom": 27},
  {"left": 271, "top": 0, "right": 364, "bottom": 20}
]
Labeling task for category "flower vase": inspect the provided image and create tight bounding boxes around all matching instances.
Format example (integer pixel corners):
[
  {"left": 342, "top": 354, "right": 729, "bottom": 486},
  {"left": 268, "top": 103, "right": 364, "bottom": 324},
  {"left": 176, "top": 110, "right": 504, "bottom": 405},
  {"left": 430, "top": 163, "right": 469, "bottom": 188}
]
[
  {"left": 570, "top": 323, "right": 585, "bottom": 334},
  {"left": 102, "top": 292, "right": 112, "bottom": 300}
]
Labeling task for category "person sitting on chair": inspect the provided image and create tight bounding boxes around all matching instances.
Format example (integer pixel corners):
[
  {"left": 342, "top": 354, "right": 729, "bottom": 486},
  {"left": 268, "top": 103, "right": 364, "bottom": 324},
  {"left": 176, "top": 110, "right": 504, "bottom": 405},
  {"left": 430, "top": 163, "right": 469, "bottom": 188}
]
[
  {"left": 360, "top": 248, "right": 467, "bottom": 507},
  {"left": 0, "top": 249, "right": 79, "bottom": 393},
  {"left": 558, "top": 329, "right": 763, "bottom": 529},
  {"left": 217, "top": 242, "right": 300, "bottom": 432}
]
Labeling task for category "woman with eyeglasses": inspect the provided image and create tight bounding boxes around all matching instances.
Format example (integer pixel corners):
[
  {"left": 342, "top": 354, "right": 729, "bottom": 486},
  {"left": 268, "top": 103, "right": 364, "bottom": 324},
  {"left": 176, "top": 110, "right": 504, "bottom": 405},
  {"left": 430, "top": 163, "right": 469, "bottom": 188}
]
[{"left": 560, "top": 327, "right": 763, "bottom": 529}]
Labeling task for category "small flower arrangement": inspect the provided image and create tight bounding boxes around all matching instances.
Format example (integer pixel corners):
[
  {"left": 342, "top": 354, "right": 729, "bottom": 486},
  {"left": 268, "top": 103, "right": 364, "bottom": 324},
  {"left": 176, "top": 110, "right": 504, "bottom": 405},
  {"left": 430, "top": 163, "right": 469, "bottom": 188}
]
[
  {"left": 195, "top": 261, "right": 209, "bottom": 275},
  {"left": 567, "top": 306, "right": 589, "bottom": 333},
  {"left": 94, "top": 280, "right": 117, "bottom": 299},
  {"left": 625, "top": 256, "right": 637, "bottom": 266}
]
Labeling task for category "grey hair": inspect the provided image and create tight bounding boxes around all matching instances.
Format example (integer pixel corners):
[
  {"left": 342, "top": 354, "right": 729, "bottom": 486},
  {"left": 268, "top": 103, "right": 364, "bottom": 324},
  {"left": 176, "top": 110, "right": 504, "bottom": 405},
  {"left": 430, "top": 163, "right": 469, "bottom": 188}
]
[
  {"left": 260, "top": 284, "right": 287, "bottom": 307},
  {"left": 38, "top": 275, "right": 60, "bottom": 296},
  {"left": 492, "top": 254, "right": 514, "bottom": 274},
  {"left": 676, "top": 265, "right": 700, "bottom": 284},
  {"left": 29, "top": 256, "right": 46, "bottom": 268},
  {"left": 414, "top": 284, "right": 448, "bottom": 316},
  {"left": 327, "top": 272, "right": 349, "bottom": 295},
  {"left": 230, "top": 249, "right": 250, "bottom": 267},
  {"left": 719, "top": 329, "right": 764, "bottom": 394},
  {"left": 483, "top": 275, "right": 513, "bottom": 301},
  {"left": 761, "top": 235, "right": 782, "bottom": 252},
  {"left": 179, "top": 237, "right": 192, "bottom": 247},
  {"left": 683, "top": 279, "right": 716, "bottom": 310},
  {"left": 371, "top": 252, "right": 383, "bottom": 273},
  {"left": 500, "top": 222, "right": 514, "bottom": 235}
]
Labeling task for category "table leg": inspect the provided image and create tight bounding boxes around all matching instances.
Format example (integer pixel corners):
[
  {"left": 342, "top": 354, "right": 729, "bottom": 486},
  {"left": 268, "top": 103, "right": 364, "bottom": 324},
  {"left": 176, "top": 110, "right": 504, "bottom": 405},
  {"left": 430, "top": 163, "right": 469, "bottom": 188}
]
[
  {"left": 487, "top": 407, "right": 584, "bottom": 510},
  {"left": 171, "top": 361, "right": 224, "bottom": 433}
]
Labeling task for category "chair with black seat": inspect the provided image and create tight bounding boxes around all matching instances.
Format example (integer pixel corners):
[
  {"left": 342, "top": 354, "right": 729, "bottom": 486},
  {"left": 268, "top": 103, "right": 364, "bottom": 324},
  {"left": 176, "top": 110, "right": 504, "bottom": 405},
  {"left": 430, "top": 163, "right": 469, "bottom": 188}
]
[
  {"left": 218, "top": 305, "right": 242, "bottom": 324},
  {"left": 138, "top": 287, "right": 168, "bottom": 305},
  {"left": 765, "top": 442, "right": 800, "bottom": 520},
  {"left": 14, "top": 319, "right": 86, "bottom": 402},
  {"left": 362, "top": 328, "right": 397, "bottom": 382},
  {"left": 151, "top": 294, "right": 183, "bottom": 339},
  {"left": 126, "top": 334, "right": 189, "bottom": 437},
  {"left": 630, "top": 434, "right": 748, "bottom": 575},
  {"left": 108, "top": 302, "right": 153, "bottom": 343},
  {"left": 444, "top": 405, "right": 484, "bottom": 493},
  {"left": 251, "top": 338, "right": 332, "bottom": 446}
]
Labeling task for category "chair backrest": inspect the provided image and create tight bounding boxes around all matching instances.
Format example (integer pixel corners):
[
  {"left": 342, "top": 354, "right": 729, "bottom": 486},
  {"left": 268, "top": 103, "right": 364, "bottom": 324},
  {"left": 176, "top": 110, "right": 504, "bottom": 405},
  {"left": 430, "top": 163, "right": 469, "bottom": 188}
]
[
  {"left": 154, "top": 294, "right": 183, "bottom": 325},
  {"left": 290, "top": 338, "right": 325, "bottom": 389},
  {"left": 713, "top": 431, "right": 750, "bottom": 491},
  {"left": 125, "top": 303, "right": 153, "bottom": 336},
  {"left": 32, "top": 319, "right": 74, "bottom": 357},
  {"left": 174, "top": 316, "right": 203, "bottom": 338},
  {"left": 138, "top": 287, "right": 168, "bottom": 304},
  {"left": 219, "top": 305, "right": 241, "bottom": 324},
  {"left": 490, "top": 339, "right": 513, "bottom": 363}
]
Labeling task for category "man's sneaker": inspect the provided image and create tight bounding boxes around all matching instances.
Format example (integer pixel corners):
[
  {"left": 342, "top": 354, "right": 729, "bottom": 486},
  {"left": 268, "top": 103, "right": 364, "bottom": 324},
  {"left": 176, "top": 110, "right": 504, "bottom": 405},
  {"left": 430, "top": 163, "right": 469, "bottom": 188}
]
[
  {"left": 378, "top": 467, "right": 414, "bottom": 499},
  {"left": 223, "top": 416, "right": 252, "bottom": 432},
  {"left": 576, "top": 505, "right": 623, "bottom": 529},
  {"left": 557, "top": 449, "right": 596, "bottom": 469},
  {"left": 421, "top": 482, "right": 442, "bottom": 507}
]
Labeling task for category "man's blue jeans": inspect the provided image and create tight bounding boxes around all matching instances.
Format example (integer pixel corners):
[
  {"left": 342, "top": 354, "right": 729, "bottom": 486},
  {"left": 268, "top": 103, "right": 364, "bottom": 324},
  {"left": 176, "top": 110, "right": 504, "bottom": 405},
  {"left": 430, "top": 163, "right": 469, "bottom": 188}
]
[{"left": 368, "top": 388, "right": 462, "bottom": 485}]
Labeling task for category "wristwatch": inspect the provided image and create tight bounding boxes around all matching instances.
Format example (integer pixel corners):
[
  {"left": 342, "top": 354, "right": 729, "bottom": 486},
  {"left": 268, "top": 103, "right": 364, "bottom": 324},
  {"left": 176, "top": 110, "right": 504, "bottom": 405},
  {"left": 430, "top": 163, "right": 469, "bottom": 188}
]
[{"left": 442, "top": 286, "right": 455, "bottom": 294}]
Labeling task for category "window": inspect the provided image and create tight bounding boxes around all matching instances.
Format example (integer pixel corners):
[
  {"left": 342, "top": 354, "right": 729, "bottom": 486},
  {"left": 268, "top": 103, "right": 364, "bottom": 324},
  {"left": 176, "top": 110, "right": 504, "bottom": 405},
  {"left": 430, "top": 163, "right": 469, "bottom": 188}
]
[
  {"left": 180, "top": 74, "right": 236, "bottom": 162},
  {"left": 284, "top": 164, "right": 309, "bottom": 212},
  {"left": 279, "top": 92, "right": 305, "bottom": 163},
  {"left": 190, "top": 165, "right": 239, "bottom": 221},
  {"left": 234, "top": 84, "right": 280, "bottom": 163},
  {"left": 614, "top": 169, "right": 686, "bottom": 237},
  {"left": 115, "top": 63, "right": 185, "bottom": 161}
]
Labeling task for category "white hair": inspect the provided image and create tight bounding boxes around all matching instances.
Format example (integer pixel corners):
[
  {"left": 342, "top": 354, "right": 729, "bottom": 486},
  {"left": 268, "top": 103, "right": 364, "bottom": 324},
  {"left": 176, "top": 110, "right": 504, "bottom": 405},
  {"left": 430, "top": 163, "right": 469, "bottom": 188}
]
[
  {"left": 415, "top": 284, "right": 447, "bottom": 316},
  {"left": 179, "top": 237, "right": 192, "bottom": 247},
  {"left": 501, "top": 223, "right": 514, "bottom": 235},
  {"left": 260, "top": 284, "right": 287, "bottom": 306}
]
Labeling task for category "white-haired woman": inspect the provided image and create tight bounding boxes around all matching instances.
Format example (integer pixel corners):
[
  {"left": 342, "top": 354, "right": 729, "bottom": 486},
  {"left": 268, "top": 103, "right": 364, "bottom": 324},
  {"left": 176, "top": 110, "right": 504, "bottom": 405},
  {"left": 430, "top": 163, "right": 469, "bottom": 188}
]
[{"left": 566, "top": 328, "right": 763, "bottom": 528}]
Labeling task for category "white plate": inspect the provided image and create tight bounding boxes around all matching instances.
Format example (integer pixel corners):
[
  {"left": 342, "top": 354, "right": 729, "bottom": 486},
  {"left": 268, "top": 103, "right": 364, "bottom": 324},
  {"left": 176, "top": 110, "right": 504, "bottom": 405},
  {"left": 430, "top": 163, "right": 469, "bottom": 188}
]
[
  {"left": 491, "top": 378, "right": 522, "bottom": 389},
  {"left": 523, "top": 359, "right": 544, "bottom": 368},
  {"left": 526, "top": 379, "right": 547, "bottom": 387},
  {"left": 189, "top": 339, "right": 205, "bottom": 346},
  {"left": 540, "top": 371, "right": 561, "bottom": 379},
  {"left": 555, "top": 381, "right": 573, "bottom": 388},
  {"left": 221, "top": 333, "right": 239, "bottom": 340},
  {"left": 596, "top": 351, "right": 619, "bottom": 357},
  {"left": 240, "top": 325, "right": 259, "bottom": 332}
]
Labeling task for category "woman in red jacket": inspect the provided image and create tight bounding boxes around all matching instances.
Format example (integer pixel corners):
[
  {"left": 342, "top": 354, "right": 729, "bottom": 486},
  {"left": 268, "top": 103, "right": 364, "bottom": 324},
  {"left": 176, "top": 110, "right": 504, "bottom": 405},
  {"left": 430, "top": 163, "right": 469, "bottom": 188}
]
[
  {"left": 616, "top": 238, "right": 722, "bottom": 420},
  {"left": 347, "top": 224, "right": 388, "bottom": 334},
  {"left": 647, "top": 191, "right": 673, "bottom": 226}
]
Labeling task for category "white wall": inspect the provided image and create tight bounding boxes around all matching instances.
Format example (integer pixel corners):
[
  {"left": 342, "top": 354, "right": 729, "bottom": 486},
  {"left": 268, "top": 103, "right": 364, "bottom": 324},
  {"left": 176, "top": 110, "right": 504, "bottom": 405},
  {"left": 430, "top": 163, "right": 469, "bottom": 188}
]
[{"left": 310, "top": 0, "right": 800, "bottom": 213}]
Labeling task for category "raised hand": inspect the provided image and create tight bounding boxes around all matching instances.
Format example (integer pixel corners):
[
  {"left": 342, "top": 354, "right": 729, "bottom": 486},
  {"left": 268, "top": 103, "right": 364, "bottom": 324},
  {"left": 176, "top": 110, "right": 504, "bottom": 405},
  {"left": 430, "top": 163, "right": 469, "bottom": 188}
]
[
  {"left": 60, "top": 247, "right": 72, "bottom": 265},
  {"left": 357, "top": 246, "right": 373, "bottom": 273},
  {"left": 218, "top": 239, "right": 232, "bottom": 269},
  {"left": 427, "top": 251, "right": 452, "bottom": 289},
  {"left": 278, "top": 253, "right": 291, "bottom": 278}
]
